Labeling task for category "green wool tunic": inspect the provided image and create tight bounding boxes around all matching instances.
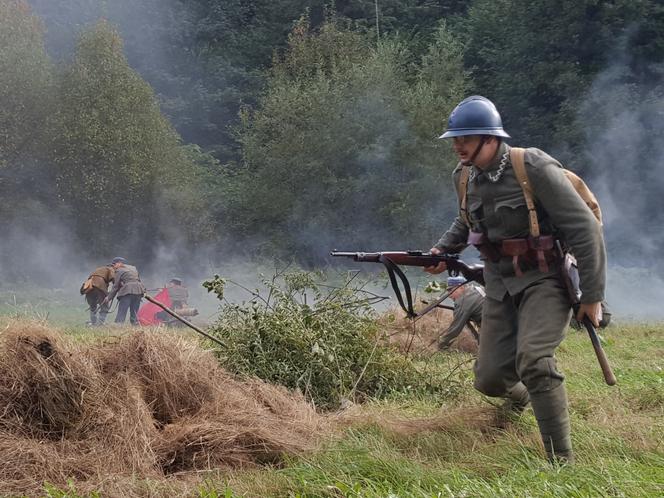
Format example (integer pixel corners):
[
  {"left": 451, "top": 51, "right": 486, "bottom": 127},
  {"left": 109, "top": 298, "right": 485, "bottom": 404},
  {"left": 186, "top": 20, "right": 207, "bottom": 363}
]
[{"left": 435, "top": 142, "right": 606, "bottom": 304}]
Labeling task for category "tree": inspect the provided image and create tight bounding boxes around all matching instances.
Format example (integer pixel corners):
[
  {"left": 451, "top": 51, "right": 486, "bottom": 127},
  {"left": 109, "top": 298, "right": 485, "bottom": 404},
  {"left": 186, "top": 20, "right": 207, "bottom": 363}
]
[
  {"left": 222, "top": 17, "right": 467, "bottom": 259},
  {"left": 52, "top": 21, "right": 211, "bottom": 258},
  {"left": 0, "top": 1, "right": 62, "bottom": 285},
  {"left": 0, "top": 0, "right": 55, "bottom": 215},
  {"left": 30, "top": 0, "right": 470, "bottom": 165},
  {"left": 459, "top": 0, "right": 650, "bottom": 159}
]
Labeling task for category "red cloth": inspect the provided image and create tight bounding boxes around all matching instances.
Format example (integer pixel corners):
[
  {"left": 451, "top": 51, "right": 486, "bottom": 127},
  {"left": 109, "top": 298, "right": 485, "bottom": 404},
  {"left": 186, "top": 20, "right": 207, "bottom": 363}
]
[{"left": 138, "top": 288, "right": 172, "bottom": 325}]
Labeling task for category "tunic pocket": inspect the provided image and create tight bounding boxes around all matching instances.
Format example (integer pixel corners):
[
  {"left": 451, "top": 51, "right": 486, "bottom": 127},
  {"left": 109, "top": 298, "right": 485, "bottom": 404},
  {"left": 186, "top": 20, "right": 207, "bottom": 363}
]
[
  {"left": 493, "top": 192, "right": 530, "bottom": 237},
  {"left": 466, "top": 194, "right": 484, "bottom": 226}
]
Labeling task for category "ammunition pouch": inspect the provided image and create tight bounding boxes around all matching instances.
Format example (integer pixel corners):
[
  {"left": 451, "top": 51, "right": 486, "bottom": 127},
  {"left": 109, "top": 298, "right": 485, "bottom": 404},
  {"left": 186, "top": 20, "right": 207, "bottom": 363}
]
[
  {"left": 468, "top": 232, "right": 558, "bottom": 276},
  {"left": 501, "top": 235, "right": 556, "bottom": 276}
]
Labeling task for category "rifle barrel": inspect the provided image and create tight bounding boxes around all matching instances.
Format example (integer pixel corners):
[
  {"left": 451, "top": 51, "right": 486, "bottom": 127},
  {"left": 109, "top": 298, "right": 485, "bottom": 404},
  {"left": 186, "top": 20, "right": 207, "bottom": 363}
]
[{"left": 330, "top": 251, "right": 381, "bottom": 262}]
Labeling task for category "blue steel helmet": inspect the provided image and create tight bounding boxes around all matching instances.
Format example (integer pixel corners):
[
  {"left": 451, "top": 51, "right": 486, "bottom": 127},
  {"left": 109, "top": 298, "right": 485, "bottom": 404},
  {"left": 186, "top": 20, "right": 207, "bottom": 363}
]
[
  {"left": 439, "top": 96, "right": 510, "bottom": 139},
  {"left": 447, "top": 276, "right": 467, "bottom": 288},
  {"left": 111, "top": 257, "right": 127, "bottom": 264}
]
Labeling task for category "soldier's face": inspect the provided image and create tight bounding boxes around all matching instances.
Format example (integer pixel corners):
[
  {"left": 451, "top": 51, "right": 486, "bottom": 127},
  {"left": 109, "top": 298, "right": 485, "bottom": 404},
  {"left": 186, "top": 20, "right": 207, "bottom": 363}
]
[{"left": 452, "top": 135, "right": 497, "bottom": 167}]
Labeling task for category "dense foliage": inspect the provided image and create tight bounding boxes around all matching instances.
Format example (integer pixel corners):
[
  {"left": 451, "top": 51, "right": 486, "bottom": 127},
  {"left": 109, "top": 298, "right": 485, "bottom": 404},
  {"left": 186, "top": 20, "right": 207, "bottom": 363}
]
[
  {"left": 220, "top": 18, "right": 466, "bottom": 258},
  {"left": 0, "top": 0, "right": 662, "bottom": 278},
  {"left": 204, "top": 270, "right": 449, "bottom": 408}
]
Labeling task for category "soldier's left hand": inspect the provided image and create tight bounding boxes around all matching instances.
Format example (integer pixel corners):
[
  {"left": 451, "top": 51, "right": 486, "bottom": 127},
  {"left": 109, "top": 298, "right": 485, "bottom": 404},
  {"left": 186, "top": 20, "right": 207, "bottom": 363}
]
[
  {"left": 576, "top": 301, "right": 602, "bottom": 327},
  {"left": 424, "top": 247, "right": 448, "bottom": 274}
]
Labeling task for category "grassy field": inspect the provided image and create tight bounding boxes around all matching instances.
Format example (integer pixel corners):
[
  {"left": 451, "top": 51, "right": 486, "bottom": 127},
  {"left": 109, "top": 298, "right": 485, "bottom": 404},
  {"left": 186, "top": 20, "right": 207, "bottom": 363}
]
[
  {"left": 0, "top": 292, "right": 662, "bottom": 497},
  {"left": 34, "top": 322, "right": 663, "bottom": 497},
  {"left": 189, "top": 323, "right": 661, "bottom": 498}
]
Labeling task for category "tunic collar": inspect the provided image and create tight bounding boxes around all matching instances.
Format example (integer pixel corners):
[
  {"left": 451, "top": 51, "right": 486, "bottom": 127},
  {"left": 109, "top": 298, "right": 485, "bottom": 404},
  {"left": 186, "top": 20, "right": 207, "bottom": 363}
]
[{"left": 471, "top": 142, "right": 510, "bottom": 177}]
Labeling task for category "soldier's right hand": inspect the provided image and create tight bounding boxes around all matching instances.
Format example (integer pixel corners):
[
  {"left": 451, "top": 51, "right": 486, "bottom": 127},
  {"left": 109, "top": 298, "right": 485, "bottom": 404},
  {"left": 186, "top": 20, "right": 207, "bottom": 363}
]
[{"left": 424, "top": 247, "right": 448, "bottom": 274}]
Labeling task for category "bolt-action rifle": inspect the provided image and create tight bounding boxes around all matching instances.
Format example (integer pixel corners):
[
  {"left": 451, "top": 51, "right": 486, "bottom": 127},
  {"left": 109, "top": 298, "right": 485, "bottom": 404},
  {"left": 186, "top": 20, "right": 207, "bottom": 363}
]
[{"left": 330, "top": 250, "right": 484, "bottom": 318}]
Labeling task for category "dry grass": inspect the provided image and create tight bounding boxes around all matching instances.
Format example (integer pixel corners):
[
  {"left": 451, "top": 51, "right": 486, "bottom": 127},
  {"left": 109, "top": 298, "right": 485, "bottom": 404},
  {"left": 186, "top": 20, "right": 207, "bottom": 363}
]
[
  {"left": 338, "top": 404, "right": 498, "bottom": 436},
  {"left": 0, "top": 320, "right": 326, "bottom": 496},
  {"left": 378, "top": 303, "right": 479, "bottom": 355}
]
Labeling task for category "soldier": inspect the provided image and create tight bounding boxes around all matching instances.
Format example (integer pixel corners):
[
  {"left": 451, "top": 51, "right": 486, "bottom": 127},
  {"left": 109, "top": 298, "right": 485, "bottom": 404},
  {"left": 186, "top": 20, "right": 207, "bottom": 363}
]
[
  {"left": 438, "top": 276, "right": 483, "bottom": 350},
  {"left": 104, "top": 257, "right": 146, "bottom": 325},
  {"left": 426, "top": 96, "right": 606, "bottom": 464},
  {"left": 155, "top": 278, "right": 198, "bottom": 326},
  {"left": 166, "top": 278, "right": 189, "bottom": 310},
  {"left": 80, "top": 264, "right": 115, "bottom": 325}
]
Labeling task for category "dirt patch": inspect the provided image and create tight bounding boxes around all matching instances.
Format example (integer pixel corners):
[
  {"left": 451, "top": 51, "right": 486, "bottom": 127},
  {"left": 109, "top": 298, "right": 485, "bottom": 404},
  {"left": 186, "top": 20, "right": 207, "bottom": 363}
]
[
  {"left": 0, "top": 321, "right": 326, "bottom": 496},
  {"left": 379, "top": 304, "right": 478, "bottom": 355}
]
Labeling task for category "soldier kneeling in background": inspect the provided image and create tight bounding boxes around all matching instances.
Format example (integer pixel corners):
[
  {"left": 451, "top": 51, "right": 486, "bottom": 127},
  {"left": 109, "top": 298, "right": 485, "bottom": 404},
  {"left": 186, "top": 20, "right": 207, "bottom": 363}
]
[
  {"left": 438, "top": 276, "right": 483, "bottom": 351},
  {"left": 157, "top": 278, "right": 199, "bottom": 326}
]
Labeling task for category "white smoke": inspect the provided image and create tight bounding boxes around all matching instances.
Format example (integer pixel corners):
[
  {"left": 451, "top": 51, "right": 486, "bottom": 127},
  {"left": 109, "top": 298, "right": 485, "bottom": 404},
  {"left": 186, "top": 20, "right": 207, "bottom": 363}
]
[{"left": 579, "top": 33, "right": 664, "bottom": 319}]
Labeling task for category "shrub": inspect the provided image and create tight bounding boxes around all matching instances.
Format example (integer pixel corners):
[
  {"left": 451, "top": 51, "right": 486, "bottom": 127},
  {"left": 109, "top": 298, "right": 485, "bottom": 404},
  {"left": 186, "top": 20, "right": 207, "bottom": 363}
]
[{"left": 204, "top": 270, "right": 448, "bottom": 409}]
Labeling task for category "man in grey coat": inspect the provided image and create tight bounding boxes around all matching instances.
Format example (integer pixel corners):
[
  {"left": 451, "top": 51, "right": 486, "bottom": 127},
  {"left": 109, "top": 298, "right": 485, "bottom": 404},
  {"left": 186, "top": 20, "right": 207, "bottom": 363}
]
[
  {"left": 438, "top": 276, "right": 483, "bottom": 350},
  {"left": 426, "top": 96, "right": 606, "bottom": 464},
  {"left": 105, "top": 257, "right": 146, "bottom": 325}
]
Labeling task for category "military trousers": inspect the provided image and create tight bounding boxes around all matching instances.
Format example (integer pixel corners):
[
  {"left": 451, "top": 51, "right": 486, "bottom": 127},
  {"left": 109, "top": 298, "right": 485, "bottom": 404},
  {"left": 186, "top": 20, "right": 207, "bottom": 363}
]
[
  {"left": 473, "top": 274, "right": 572, "bottom": 396},
  {"left": 86, "top": 288, "right": 110, "bottom": 325},
  {"left": 115, "top": 294, "right": 142, "bottom": 325}
]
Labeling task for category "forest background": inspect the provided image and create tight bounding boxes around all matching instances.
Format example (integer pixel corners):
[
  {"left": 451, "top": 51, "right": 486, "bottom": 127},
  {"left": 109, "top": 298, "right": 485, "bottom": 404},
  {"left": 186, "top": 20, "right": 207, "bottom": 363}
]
[{"left": 1, "top": 0, "right": 663, "bottom": 312}]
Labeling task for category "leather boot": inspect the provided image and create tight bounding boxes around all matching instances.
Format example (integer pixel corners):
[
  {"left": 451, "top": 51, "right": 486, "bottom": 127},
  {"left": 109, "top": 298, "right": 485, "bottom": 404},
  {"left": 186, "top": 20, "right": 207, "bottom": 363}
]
[
  {"left": 493, "top": 381, "right": 530, "bottom": 426},
  {"left": 505, "top": 381, "right": 530, "bottom": 413},
  {"left": 530, "top": 384, "right": 574, "bottom": 464}
]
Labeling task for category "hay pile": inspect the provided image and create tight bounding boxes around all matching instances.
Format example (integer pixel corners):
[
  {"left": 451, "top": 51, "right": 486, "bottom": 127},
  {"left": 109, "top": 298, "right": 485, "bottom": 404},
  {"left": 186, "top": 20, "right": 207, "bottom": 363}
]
[
  {"left": 0, "top": 321, "right": 325, "bottom": 496},
  {"left": 379, "top": 304, "right": 479, "bottom": 355}
]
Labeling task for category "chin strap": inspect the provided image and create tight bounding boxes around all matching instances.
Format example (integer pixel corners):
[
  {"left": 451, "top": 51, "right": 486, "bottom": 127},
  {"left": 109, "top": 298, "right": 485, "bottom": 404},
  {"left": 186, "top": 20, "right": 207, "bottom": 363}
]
[{"left": 466, "top": 136, "right": 487, "bottom": 165}]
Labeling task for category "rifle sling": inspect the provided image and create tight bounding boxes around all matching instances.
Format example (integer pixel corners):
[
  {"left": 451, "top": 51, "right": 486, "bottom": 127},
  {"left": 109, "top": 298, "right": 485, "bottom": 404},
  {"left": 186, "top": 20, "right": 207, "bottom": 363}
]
[{"left": 379, "top": 255, "right": 416, "bottom": 318}]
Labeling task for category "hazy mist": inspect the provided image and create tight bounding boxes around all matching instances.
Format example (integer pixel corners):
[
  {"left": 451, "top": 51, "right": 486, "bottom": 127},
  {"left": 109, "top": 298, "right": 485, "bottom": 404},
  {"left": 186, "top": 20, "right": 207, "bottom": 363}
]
[
  {"left": 1, "top": 2, "right": 661, "bottom": 323},
  {"left": 577, "top": 35, "right": 664, "bottom": 319}
]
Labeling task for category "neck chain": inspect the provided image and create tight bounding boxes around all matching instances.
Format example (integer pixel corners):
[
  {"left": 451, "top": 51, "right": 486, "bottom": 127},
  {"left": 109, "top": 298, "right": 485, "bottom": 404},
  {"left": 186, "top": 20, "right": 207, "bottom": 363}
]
[{"left": 469, "top": 149, "right": 510, "bottom": 183}]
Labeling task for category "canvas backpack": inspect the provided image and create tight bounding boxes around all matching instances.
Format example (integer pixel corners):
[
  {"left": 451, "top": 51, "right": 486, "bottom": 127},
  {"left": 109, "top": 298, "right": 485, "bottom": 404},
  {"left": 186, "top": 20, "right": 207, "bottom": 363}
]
[{"left": 80, "top": 278, "right": 94, "bottom": 295}]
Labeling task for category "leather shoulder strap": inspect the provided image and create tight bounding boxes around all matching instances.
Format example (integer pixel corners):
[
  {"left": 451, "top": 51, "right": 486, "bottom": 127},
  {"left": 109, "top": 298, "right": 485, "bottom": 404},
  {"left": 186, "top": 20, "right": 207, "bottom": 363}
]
[{"left": 509, "top": 147, "right": 540, "bottom": 237}]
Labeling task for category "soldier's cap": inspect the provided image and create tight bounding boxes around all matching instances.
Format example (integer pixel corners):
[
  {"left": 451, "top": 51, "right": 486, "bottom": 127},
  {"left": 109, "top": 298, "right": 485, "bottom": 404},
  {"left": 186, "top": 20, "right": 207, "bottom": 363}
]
[
  {"left": 111, "top": 257, "right": 127, "bottom": 264},
  {"left": 447, "top": 276, "right": 467, "bottom": 288},
  {"left": 169, "top": 278, "right": 183, "bottom": 285}
]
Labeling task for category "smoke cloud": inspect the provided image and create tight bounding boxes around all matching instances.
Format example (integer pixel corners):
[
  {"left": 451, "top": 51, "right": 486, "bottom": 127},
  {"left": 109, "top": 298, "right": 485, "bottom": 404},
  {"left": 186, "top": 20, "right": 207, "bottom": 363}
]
[{"left": 578, "top": 33, "right": 664, "bottom": 319}]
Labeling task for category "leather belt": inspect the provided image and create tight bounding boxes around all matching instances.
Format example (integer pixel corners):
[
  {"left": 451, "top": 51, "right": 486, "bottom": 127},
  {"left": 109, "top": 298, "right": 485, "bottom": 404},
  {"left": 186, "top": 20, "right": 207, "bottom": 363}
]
[{"left": 468, "top": 232, "right": 558, "bottom": 275}]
